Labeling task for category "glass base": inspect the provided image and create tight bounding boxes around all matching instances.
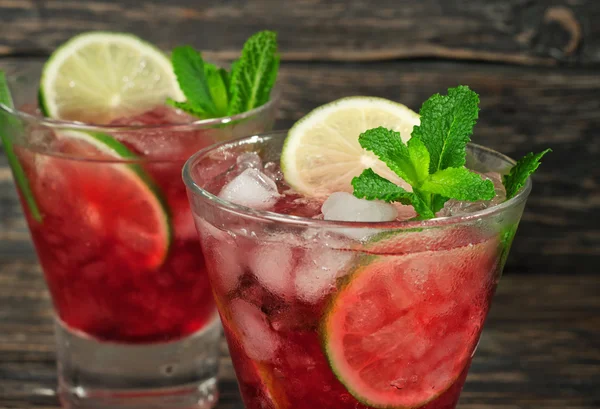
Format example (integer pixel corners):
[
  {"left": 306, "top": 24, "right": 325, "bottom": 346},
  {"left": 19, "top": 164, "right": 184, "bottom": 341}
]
[{"left": 54, "top": 316, "right": 221, "bottom": 409}]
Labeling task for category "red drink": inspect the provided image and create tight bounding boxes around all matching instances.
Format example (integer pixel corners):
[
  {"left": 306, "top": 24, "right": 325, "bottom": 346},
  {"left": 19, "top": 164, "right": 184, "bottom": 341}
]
[
  {"left": 184, "top": 132, "right": 529, "bottom": 409},
  {"left": 1, "top": 29, "right": 281, "bottom": 409},
  {"left": 16, "top": 106, "right": 274, "bottom": 343}
]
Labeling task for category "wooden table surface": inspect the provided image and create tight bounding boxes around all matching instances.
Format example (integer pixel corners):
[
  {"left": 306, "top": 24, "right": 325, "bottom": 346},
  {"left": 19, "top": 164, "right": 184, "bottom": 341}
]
[{"left": 1, "top": 1, "right": 599, "bottom": 408}]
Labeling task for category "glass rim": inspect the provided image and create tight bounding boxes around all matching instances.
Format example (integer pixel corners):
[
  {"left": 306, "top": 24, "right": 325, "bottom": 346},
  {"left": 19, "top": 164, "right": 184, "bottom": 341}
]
[
  {"left": 0, "top": 77, "right": 281, "bottom": 132},
  {"left": 182, "top": 131, "right": 533, "bottom": 230}
]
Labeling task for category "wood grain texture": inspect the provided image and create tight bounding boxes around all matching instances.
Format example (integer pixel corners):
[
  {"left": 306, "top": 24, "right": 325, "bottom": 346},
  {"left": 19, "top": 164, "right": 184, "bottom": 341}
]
[
  {"left": 1, "top": 59, "right": 598, "bottom": 274},
  {"left": 0, "top": 268, "right": 598, "bottom": 409},
  {"left": 0, "top": 0, "right": 599, "bottom": 66}
]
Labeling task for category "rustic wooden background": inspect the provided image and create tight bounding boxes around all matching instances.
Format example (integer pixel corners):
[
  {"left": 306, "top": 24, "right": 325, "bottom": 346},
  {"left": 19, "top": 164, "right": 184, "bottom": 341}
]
[{"left": 0, "top": 1, "right": 598, "bottom": 408}]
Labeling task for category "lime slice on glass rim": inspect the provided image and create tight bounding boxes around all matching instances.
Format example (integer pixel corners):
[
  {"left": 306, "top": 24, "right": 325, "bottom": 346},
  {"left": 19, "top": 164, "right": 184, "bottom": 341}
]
[
  {"left": 39, "top": 31, "right": 184, "bottom": 123},
  {"left": 49, "top": 130, "right": 172, "bottom": 268},
  {"left": 281, "top": 96, "right": 420, "bottom": 197}
]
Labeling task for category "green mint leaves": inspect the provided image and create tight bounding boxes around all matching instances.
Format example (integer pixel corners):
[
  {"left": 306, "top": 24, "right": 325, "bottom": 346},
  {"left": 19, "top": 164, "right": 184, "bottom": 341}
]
[
  {"left": 352, "top": 85, "right": 550, "bottom": 219},
  {"left": 0, "top": 71, "right": 42, "bottom": 222},
  {"left": 353, "top": 86, "right": 494, "bottom": 219},
  {"left": 228, "top": 30, "right": 280, "bottom": 115},
  {"left": 169, "top": 31, "right": 279, "bottom": 119},
  {"left": 412, "top": 86, "right": 480, "bottom": 173},
  {"left": 169, "top": 45, "right": 225, "bottom": 117},
  {"left": 503, "top": 149, "right": 551, "bottom": 199}
]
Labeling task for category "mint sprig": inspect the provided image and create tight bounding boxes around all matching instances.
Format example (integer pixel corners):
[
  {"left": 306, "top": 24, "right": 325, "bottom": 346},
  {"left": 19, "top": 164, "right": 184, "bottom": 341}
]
[
  {"left": 227, "top": 30, "right": 280, "bottom": 115},
  {"left": 0, "top": 71, "right": 42, "bottom": 222},
  {"left": 352, "top": 86, "right": 494, "bottom": 219},
  {"left": 352, "top": 86, "right": 550, "bottom": 218},
  {"left": 412, "top": 86, "right": 480, "bottom": 173},
  {"left": 503, "top": 149, "right": 551, "bottom": 199},
  {"left": 168, "top": 45, "right": 224, "bottom": 118},
  {"left": 169, "top": 31, "right": 279, "bottom": 119}
]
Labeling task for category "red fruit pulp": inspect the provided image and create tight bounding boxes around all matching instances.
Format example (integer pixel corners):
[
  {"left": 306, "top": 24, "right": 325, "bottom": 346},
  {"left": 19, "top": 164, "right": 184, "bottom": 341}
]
[
  {"left": 201, "top": 189, "right": 500, "bottom": 409},
  {"left": 16, "top": 107, "right": 218, "bottom": 343}
]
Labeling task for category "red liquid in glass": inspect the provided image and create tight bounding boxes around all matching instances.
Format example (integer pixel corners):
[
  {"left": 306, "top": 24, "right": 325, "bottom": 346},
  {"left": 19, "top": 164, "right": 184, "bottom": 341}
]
[
  {"left": 17, "top": 107, "right": 217, "bottom": 343},
  {"left": 199, "top": 178, "right": 500, "bottom": 409}
]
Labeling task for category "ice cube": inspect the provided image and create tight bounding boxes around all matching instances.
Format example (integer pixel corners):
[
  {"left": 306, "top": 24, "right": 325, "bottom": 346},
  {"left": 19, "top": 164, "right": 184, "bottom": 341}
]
[
  {"left": 294, "top": 249, "right": 354, "bottom": 303},
  {"left": 219, "top": 168, "right": 281, "bottom": 210},
  {"left": 263, "top": 162, "right": 284, "bottom": 182},
  {"left": 196, "top": 219, "right": 243, "bottom": 292},
  {"left": 248, "top": 243, "right": 294, "bottom": 298},
  {"left": 230, "top": 299, "right": 280, "bottom": 361},
  {"left": 322, "top": 192, "right": 398, "bottom": 222},
  {"left": 321, "top": 192, "right": 398, "bottom": 240},
  {"left": 236, "top": 152, "right": 263, "bottom": 171}
]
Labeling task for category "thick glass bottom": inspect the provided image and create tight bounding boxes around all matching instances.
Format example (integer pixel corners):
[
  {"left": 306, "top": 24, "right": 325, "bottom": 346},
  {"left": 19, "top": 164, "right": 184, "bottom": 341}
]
[{"left": 54, "top": 316, "right": 221, "bottom": 409}]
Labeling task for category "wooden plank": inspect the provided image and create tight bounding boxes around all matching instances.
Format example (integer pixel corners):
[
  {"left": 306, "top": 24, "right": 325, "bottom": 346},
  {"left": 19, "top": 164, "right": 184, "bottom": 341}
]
[
  {"left": 0, "top": 272, "right": 597, "bottom": 408},
  {"left": 1, "top": 59, "right": 598, "bottom": 274},
  {"left": 0, "top": 0, "right": 599, "bottom": 66}
]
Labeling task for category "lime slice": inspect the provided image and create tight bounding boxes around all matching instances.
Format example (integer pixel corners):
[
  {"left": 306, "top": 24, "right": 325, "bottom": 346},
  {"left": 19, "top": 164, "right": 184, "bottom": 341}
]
[
  {"left": 51, "top": 130, "right": 171, "bottom": 267},
  {"left": 40, "top": 31, "right": 184, "bottom": 123},
  {"left": 322, "top": 237, "right": 499, "bottom": 408},
  {"left": 281, "top": 96, "right": 420, "bottom": 197}
]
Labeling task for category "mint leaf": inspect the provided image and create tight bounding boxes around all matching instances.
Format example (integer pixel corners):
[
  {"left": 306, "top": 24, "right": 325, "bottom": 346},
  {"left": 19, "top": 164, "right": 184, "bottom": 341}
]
[
  {"left": 204, "top": 64, "right": 229, "bottom": 115},
  {"left": 421, "top": 167, "right": 495, "bottom": 201},
  {"left": 358, "top": 127, "right": 414, "bottom": 184},
  {"left": 358, "top": 127, "right": 431, "bottom": 186},
  {"left": 412, "top": 86, "right": 479, "bottom": 173},
  {"left": 166, "top": 98, "right": 207, "bottom": 117},
  {"left": 0, "top": 71, "right": 42, "bottom": 222},
  {"left": 407, "top": 136, "right": 430, "bottom": 184},
  {"left": 352, "top": 169, "right": 435, "bottom": 219},
  {"left": 171, "top": 46, "right": 218, "bottom": 117},
  {"left": 228, "top": 31, "right": 279, "bottom": 115},
  {"left": 503, "top": 149, "right": 551, "bottom": 199},
  {"left": 352, "top": 168, "right": 413, "bottom": 204},
  {"left": 352, "top": 86, "right": 498, "bottom": 219}
]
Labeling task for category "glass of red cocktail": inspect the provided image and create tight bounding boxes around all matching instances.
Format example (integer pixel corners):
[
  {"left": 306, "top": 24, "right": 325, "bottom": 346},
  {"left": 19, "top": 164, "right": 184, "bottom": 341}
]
[
  {"left": 183, "top": 131, "right": 531, "bottom": 409},
  {"left": 0, "top": 60, "right": 278, "bottom": 409}
]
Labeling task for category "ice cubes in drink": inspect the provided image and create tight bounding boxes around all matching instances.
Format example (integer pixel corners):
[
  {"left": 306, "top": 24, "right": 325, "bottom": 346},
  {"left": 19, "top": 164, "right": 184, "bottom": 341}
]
[
  {"left": 321, "top": 192, "right": 398, "bottom": 240},
  {"left": 229, "top": 298, "right": 280, "bottom": 361},
  {"left": 322, "top": 192, "right": 398, "bottom": 222},
  {"left": 236, "top": 152, "right": 263, "bottom": 171},
  {"left": 219, "top": 168, "right": 281, "bottom": 210},
  {"left": 248, "top": 242, "right": 294, "bottom": 298},
  {"left": 294, "top": 248, "right": 354, "bottom": 303}
]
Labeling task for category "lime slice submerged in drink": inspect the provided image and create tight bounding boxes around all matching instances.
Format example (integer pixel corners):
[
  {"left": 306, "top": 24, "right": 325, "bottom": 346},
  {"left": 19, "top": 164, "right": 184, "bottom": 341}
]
[
  {"left": 322, "top": 236, "right": 500, "bottom": 408},
  {"left": 31, "top": 130, "right": 171, "bottom": 268}
]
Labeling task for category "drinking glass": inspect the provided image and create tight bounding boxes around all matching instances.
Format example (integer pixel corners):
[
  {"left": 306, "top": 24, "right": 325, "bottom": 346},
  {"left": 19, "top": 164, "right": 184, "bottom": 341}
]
[
  {"left": 0, "top": 61, "right": 279, "bottom": 409},
  {"left": 183, "top": 131, "right": 530, "bottom": 409}
]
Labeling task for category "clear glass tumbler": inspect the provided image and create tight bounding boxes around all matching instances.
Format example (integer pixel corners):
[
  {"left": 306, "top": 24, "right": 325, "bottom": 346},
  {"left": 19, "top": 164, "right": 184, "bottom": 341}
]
[
  {"left": 0, "top": 61, "right": 279, "bottom": 409},
  {"left": 183, "top": 131, "right": 531, "bottom": 409}
]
